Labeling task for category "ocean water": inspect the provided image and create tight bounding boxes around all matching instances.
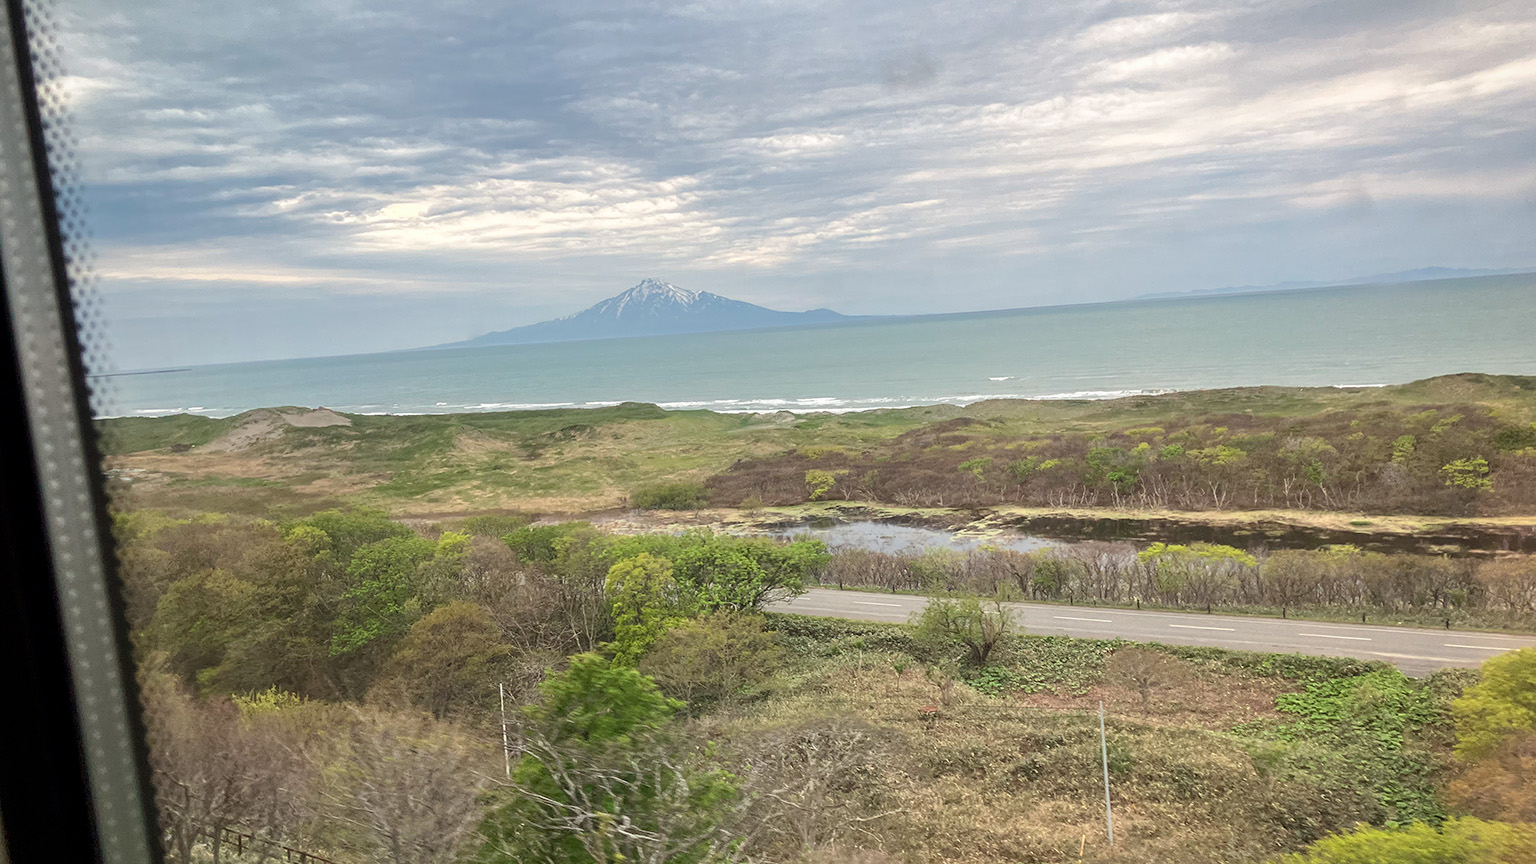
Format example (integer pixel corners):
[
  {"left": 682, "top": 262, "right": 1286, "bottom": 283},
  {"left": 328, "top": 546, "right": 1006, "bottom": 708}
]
[{"left": 104, "top": 275, "right": 1536, "bottom": 418}]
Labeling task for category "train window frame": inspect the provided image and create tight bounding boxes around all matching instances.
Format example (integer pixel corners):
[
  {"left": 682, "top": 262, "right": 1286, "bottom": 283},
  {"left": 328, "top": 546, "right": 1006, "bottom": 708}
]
[{"left": 0, "top": 0, "right": 161, "bottom": 861}]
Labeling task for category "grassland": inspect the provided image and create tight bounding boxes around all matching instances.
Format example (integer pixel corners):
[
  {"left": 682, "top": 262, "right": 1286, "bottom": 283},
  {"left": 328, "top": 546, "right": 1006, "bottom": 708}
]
[{"left": 100, "top": 374, "right": 1536, "bottom": 538}]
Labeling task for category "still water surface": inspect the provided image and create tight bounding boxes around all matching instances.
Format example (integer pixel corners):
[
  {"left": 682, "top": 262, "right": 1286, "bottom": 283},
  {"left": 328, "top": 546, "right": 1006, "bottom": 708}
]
[{"left": 107, "top": 275, "right": 1536, "bottom": 418}]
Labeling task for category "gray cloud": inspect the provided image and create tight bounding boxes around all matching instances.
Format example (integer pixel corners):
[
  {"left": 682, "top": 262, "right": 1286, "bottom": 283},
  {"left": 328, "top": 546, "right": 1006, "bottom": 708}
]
[{"left": 53, "top": 0, "right": 1536, "bottom": 367}]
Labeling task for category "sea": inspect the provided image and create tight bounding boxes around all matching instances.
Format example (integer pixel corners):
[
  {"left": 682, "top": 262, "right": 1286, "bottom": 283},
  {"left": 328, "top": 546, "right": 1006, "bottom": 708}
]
[{"left": 102, "top": 275, "right": 1536, "bottom": 419}]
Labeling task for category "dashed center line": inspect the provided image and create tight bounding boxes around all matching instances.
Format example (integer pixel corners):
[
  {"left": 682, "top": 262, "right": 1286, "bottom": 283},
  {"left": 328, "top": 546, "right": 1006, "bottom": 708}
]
[
  {"left": 1445, "top": 643, "right": 1508, "bottom": 651},
  {"left": 852, "top": 601, "right": 906, "bottom": 607},
  {"left": 1299, "top": 633, "right": 1371, "bottom": 641},
  {"left": 1054, "top": 616, "right": 1113, "bottom": 623},
  {"left": 1370, "top": 651, "right": 1460, "bottom": 663},
  {"left": 1169, "top": 624, "right": 1235, "bottom": 631}
]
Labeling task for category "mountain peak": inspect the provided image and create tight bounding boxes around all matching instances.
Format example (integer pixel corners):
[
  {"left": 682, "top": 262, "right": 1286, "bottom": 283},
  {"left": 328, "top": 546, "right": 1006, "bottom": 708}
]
[
  {"left": 627, "top": 277, "right": 697, "bottom": 301},
  {"left": 440, "top": 278, "right": 854, "bottom": 349}
]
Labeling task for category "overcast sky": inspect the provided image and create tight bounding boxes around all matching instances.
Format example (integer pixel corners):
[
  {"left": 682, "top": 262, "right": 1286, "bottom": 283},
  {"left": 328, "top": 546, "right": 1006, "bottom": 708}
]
[{"left": 55, "top": 0, "right": 1536, "bottom": 368}]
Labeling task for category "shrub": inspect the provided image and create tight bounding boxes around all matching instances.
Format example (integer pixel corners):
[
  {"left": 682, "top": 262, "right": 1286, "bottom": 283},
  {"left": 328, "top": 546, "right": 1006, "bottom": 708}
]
[
  {"left": 1449, "top": 731, "right": 1536, "bottom": 822},
  {"left": 910, "top": 596, "right": 1015, "bottom": 667},
  {"left": 640, "top": 612, "right": 782, "bottom": 709},
  {"left": 1273, "top": 818, "right": 1536, "bottom": 863},
  {"left": 377, "top": 601, "right": 508, "bottom": 719},
  {"left": 630, "top": 482, "right": 710, "bottom": 511},
  {"left": 762, "top": 613, "right": 916, "bottom": 656},
  {"left": 460, "top": 513, "right": 534, "bottom": 537},
  {"left": 1453, "top": 646, "right": 1536, "bottom": 760},
  {"left": 503, "top": 521, "right": 591, "bottom": 564},
  {"left": 805, "top": 469, "right": 841, "bottom": 501},
  {"left": 1106, "top": 646, "right": 1192, "bottom": 717}
]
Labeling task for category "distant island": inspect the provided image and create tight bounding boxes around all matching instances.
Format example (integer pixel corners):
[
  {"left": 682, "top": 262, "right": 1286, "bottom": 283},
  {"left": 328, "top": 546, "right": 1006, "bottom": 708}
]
[{"left": 435, "top": 278, "right": 856, "bottom": 348}]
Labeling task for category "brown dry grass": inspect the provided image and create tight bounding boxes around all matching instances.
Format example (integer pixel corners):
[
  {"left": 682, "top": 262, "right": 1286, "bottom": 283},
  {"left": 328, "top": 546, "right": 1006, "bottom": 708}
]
[{"left": 702, "top": 655, "right": 1315, "bottom": 864}]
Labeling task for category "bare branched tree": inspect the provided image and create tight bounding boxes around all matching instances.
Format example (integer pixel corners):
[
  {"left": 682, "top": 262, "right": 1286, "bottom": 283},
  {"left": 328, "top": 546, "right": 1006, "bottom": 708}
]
[
  {"left": 142, "top": 675, "right": 311, "bottom": 864},
  {"left": 738, "top": 717, "right": 900, "bottom": 856},
  {"left": 324, "top": 708, "right": 492, "bottom": 864},
  {"left": 1106, "top": 647, "right": 1192, "bottom": 718}
]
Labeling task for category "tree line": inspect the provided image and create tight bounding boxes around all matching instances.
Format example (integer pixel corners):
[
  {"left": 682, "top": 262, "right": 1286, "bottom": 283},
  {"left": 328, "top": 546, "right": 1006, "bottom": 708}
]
[
  {"left": 708, "top": 404, "right": 1536, "bottom": 515},
  {"left": 823, "top": 541, "right": 1536, "bottom": 628}
]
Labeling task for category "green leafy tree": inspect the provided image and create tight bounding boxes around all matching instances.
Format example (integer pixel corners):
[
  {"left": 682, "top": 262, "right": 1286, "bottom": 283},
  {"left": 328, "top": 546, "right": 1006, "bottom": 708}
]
[
  {"left": 1137, "top": 542, "right": 1255, "bottom": 608},
  {"left": 671, "top": 536, "right": 825, "bottom": 611},
  {"left": 1453, "top": 646, "right": 1536, "bottom": 760},
  {"left": 1273, "top": 818, "right": 1536, "bottom": 863},
  {"left": 295, "top": 508, "right": 414, "bottom": 561},
  {"left": 910, "top": 596, "right": 1015, "bottom": 667},
  {"left": 149, "top": 568, "right": 256, "bottom": 686},
  {"left": 475, "top": 655, "right": 744, "bottom": 864},
  {"left": 378, "top": 601, "right": 509, "bottom": 718},
  {"left": 605, "top": 553, "right": 694, "bottom": 664},
  {"left": 331, "top": 532, "right": 465, "bottom": 657},
  {"left": 957, "top": 457, "right": 992, "bottom": 479}
]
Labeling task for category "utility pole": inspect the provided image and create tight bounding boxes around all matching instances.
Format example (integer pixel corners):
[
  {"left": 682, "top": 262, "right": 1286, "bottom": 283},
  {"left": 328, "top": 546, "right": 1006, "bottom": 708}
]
[
  {"left": 1099, "top": 700, "right": 1114, "bottom": 845},
  {"left": 499, "top": 681, "right": 511, "bottom": 780}
]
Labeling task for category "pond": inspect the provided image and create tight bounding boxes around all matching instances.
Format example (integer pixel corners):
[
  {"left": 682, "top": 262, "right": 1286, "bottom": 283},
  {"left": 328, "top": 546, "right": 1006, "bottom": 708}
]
[
  {"left": 759, "top": 514, "right": 1531, "bottom": 558},
  {"left": 770, "top": 518, "right": 1061, "bottom": 554}
]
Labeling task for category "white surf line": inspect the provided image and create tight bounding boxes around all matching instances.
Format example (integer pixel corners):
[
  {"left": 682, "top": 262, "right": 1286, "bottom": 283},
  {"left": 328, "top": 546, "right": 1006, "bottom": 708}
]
[
  {"left": 853, "top": 601, "right": 907, "bottom": 607},
  {"left": 1444, "top": 643, "right": 1511, "bottom": 651},
  {"left": 1054, "top": 616, "right": 1113, "bottom": 623},
  {"left": 1169, "top": 624, "right": 1236, "bottom": 631},
  {"left": 1298, "top": 633, "right": 1371, "bottom": 641}
]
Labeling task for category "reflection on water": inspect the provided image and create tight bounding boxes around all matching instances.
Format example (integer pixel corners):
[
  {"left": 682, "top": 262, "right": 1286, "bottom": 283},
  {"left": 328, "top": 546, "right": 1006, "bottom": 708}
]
[{"left": 772, "top": 519, "right": 1060, "bottom": 554}]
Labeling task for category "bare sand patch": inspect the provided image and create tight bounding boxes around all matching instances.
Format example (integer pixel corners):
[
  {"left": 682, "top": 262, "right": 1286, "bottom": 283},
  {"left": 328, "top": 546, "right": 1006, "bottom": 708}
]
[{"left": 198, "top": 408, "right": 351, "bottom": 453}]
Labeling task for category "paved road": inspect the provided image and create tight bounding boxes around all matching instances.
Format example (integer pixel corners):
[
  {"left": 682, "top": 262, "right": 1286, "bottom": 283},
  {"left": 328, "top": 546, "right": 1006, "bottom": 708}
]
[{"left": 773, "top": 588, "right": 1536, "bottom": 676}]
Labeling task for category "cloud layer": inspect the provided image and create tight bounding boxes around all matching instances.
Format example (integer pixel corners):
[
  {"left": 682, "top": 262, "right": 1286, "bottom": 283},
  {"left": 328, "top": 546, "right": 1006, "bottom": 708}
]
[{"left": 55, "top": 0, "right": 1536, "bottom": 366}]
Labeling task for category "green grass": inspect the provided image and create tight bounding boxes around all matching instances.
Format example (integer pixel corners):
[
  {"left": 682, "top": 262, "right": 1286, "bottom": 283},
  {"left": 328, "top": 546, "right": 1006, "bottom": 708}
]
[
  {"left": 99, "top": 373, "right": 1536, "bottom": 517},
  {"left": 97, "top": 413, "right": 236, "bottom": 453}
]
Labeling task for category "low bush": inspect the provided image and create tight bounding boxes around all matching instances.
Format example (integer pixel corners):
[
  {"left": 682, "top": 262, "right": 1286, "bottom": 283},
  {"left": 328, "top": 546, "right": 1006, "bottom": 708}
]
[
  {"left": 1273, "top": 818, "right": 1536, "bottom": 863},
  {"left": 763, "top": 612, "right": 916, "bottom": 656},
  {"left": 629, "top": 482, "right": 710, "bottom": 510},
  {"left": 641, "top": 612, "right": 782, "bottom": 710},
  {"left": 459, "top": 513, "right": 534, "bottom": 537}
]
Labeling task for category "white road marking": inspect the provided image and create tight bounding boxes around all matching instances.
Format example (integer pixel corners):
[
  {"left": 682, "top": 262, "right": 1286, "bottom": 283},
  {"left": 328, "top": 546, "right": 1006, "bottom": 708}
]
[
  {"left": 1169, "top": 624, "right": 1236, "bottom": 631},
  {"left": 1445, "top": 643, "right": 1509, "bottom": 651},
  {"left": 853, "top": 601, "right": 906, "bottom": 607},
  {"left": 1054, "top": 616, "right": 1113, "bottom": 623},
  {"left": 789, "top": 605, "right": 904, "bottom": 615},
  {"left": 1299, "top": 633, "right": 1371, "bottom": 641},
  {"left": 1369, "top": 651, "right": 1462, "bottom": 663}
]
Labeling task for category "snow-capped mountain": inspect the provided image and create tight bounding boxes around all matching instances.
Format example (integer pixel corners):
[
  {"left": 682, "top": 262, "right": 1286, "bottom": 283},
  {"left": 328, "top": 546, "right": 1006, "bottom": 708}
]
[{"left": 440, "top": 278, "right": 851, "bottom": 348}]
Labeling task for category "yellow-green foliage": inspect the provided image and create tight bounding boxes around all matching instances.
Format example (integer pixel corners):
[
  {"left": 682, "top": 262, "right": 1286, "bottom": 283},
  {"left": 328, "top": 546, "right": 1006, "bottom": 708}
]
[
  {"left": 805, "top": 469, "right": 844, "bottom": 501},
  {"left": 605, "top": 553, "right": 693, "bottom": 665},
  {"left": 1442, "top": 456, "right": 1493, "bottom": 490},
  {"left": 1453, "top": 646, "right": 1536, "bottom": 760},
  {"left": 800, "top": 445, "right": 854, "bottom": 459},
  {"left": 1273, "top": 818, "right": 1536, "bottom": 864}
]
